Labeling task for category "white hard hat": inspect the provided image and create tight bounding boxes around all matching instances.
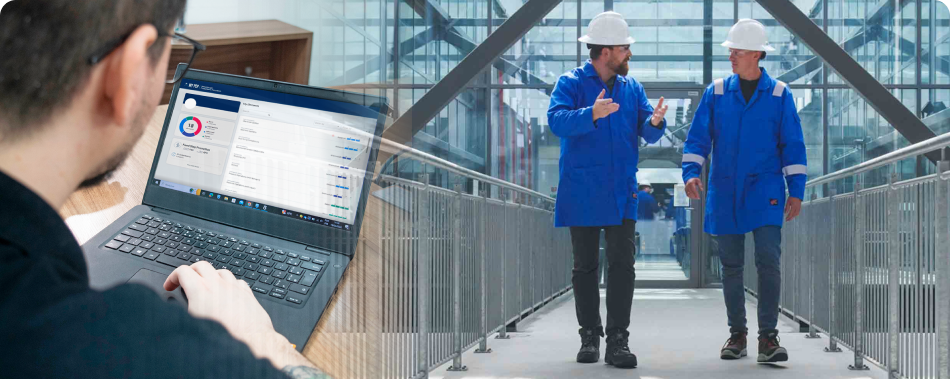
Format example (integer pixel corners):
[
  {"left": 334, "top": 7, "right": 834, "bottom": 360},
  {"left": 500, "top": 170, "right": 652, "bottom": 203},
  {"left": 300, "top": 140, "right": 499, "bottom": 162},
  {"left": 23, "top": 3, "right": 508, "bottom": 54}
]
[
  {"left": 639, "top": 180, "right": 652, "bottom": 187},
  {"left": 721, "top": 19, "right": 775, "bottom": 52},
  {"left": 578, "top": 11, "right": 635, "bottom": 46}
]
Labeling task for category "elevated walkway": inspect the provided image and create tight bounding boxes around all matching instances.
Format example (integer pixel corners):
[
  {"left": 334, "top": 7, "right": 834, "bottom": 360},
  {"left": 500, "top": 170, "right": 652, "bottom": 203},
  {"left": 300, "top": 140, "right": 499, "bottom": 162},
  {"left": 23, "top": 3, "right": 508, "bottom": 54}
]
[{"left": 433, "top": 289, "right": 888, "bottom": 379}]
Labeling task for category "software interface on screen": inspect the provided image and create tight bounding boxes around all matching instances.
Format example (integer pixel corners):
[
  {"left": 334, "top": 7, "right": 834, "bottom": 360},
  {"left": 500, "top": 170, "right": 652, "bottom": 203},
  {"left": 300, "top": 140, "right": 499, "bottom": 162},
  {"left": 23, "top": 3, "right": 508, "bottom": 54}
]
[{"left": 152, "top": 79, "right": 379, "bottom": 231}]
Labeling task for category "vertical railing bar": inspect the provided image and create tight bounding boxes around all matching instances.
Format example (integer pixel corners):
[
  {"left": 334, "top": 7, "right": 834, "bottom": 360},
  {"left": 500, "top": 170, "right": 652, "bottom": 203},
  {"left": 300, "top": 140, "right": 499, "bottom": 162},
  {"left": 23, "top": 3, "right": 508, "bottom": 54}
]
[
  {"left": 809, "top": 194, "right": 820, "bottom": 338},
  {"left": 888, "top": 172, "right": 901, "bottom": 378},
  {"left": 387, "top": 181, "right": 393, "bottom": 377},
  {"left": 498, "top": 189, "right": 510, "bottom": 339},
  {"left": 851, "top": 177, "right": 870, "bottom": 371},
  {"left": 405, "top": 183, "right": 411, "bottom": 378}
]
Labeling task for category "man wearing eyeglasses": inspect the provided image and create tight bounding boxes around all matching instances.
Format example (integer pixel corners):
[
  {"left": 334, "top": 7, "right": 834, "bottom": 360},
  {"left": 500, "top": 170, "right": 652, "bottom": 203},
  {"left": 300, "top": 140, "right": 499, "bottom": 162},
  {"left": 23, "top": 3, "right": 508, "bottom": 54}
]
[
  {"left": 681, "top": 19, "right": 807, "bottom": 364},
  {"left": 0, "top": 1, "right": 326, "bottom": 378},
  {"left": 548, "top": 11, "right": 667, "bottom": 369}
]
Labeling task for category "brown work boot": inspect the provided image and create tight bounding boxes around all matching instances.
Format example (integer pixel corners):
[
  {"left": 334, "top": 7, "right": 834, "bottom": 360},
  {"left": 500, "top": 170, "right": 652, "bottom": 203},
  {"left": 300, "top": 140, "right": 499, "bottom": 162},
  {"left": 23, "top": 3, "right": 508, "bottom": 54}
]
[
  {"left": 720, "top": 331, "right": 747, "bottom": 360},
  {"left": 757, "top": 331, "right": 789, "bottom": 363}
]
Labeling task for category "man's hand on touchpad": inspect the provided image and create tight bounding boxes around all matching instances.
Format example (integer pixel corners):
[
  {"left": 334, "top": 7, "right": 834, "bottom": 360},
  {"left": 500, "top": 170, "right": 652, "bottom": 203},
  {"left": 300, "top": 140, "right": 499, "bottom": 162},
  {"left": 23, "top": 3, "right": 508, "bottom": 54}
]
[{"left": 163, "top": 261, "right": 293, "bottom": 365}]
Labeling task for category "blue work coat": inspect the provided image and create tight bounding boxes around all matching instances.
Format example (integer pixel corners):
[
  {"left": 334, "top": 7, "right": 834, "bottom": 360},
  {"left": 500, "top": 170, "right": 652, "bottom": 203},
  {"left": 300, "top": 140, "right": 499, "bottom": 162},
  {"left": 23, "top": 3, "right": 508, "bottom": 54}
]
[
  {"left": 548, "top": 61, "right": 666, "bottom": 227},
  {"left": 637, "top": 190, "right": 658, "bottom": 220},
  {"left": 682, "top": 68, "right": 807, "bottom": 235}
]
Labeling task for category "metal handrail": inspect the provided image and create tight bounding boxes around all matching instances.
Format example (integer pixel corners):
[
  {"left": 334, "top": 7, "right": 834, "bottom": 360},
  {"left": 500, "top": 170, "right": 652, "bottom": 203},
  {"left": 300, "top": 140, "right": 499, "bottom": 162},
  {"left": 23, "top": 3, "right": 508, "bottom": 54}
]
[
  {"left": 806, "top": 132, "right": 950, "bottom": 188},
  {"left": 375, "top": 137, "right": 556, "bottom": 202}
]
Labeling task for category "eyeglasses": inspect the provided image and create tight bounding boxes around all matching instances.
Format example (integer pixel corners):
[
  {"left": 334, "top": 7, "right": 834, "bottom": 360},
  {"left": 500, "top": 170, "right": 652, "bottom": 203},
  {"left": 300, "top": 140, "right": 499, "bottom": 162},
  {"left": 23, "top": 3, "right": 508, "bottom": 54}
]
[
  {"left": 87, "top": 28, "right": 206, "bottom": 84},
  {"left": 728, "top": 49, "right": 755, "bottom": 58}
]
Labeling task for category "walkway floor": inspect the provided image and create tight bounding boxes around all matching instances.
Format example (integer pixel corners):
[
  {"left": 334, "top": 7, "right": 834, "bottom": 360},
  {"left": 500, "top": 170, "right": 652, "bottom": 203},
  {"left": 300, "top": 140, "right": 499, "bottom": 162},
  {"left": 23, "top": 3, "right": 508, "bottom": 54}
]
[
  {"left": 633, "top": 255, "right": 688, "bottom": 281},
  {"left": 432, "top": 289, "right": 888, "bottom": 379}
]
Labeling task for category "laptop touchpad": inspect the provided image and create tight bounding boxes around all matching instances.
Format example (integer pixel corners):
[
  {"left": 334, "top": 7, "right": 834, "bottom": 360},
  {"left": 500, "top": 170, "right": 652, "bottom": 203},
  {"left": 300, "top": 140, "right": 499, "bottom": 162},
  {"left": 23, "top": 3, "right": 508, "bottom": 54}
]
[{"left": 127, "top": 269, "right": 189, "bottom": 307}]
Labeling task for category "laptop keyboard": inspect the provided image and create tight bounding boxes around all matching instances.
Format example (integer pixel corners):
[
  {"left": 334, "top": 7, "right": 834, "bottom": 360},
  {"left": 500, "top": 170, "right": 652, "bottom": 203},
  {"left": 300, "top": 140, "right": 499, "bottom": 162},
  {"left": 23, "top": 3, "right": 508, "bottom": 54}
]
[{"left": 102, "top": 214, "right": 326, "bottom": 306}]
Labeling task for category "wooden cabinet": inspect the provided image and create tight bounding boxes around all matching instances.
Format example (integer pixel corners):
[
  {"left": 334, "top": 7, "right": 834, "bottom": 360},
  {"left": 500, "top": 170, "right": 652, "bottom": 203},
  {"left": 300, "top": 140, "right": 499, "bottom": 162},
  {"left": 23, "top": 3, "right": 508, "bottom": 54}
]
[{"left": 163, "top": 20, "right": 313, "bottom": 104}]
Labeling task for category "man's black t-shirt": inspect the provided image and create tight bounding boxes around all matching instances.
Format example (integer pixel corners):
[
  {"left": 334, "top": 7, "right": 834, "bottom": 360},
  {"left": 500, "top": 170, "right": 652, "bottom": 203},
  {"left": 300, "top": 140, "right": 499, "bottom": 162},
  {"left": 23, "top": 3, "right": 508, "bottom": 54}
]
[
  {"left": 0, "top": 170, "right": 287, "bottom": 378},
  {"left": 740, "top": 77, "right": 759, "bottom": 103}
]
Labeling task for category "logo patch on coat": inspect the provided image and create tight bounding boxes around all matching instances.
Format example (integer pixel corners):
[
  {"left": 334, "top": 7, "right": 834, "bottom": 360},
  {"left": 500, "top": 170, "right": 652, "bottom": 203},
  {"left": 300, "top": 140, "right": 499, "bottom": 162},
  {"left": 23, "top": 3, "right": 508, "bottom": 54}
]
[{"left": 770, "top": 199, "right": 779, "bottom": 206}]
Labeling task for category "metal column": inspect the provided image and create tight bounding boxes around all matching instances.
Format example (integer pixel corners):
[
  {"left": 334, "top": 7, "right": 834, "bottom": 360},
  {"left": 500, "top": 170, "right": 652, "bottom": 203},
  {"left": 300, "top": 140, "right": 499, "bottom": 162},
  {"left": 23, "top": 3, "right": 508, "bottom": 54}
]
[
  {"left": 936, "top": 159, "right": 950, "bottom": 378},
  {"left": 417, "top": 174, "right": 431, "bottom": 378},
  {"left": 475, "top": 187, "right": 492, "bottom": 353},
  {"left": 448, "top": 180, "right": 467, "bottom": 371},
  {"left": 826, "top": 189, "right": 843, "bottom": 353},
  {"left": 497, "top": 189, "right": 510, "bottom": 340},
  {"left": 807, "top": 194, "right": 820, "bottom": 339}
]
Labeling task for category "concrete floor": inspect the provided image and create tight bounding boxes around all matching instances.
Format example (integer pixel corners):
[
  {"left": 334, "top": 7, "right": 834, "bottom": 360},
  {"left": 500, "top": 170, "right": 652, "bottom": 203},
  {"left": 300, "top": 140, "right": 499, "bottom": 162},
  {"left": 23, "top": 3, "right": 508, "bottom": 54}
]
[{"left": 432, "top": 289, "right": 888, "bottom": 379}]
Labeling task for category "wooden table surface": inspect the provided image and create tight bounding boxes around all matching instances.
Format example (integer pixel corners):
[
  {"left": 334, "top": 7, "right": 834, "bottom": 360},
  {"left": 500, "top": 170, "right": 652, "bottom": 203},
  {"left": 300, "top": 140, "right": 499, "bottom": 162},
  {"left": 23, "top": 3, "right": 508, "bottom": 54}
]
[{"left": 62, "top": 105, "right": 386, "bottom": 378}]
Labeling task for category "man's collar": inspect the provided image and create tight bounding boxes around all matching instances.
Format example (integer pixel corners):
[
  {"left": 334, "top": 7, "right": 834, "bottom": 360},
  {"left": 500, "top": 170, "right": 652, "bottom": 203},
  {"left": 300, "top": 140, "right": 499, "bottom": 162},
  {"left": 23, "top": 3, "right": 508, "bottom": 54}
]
[
  {"left": 727, "top": 67, "right": 771, "bottom": 92},
  {"left": 0, "top": 168, "right": 85, "bottom": 273}
]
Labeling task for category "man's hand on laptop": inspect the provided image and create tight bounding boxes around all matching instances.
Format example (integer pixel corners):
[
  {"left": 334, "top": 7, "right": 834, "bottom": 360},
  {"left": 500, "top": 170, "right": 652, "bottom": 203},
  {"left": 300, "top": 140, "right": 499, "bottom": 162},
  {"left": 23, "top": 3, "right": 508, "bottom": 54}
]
[{"left": 163, "top": 261, "right": 319, "bottom": 373}]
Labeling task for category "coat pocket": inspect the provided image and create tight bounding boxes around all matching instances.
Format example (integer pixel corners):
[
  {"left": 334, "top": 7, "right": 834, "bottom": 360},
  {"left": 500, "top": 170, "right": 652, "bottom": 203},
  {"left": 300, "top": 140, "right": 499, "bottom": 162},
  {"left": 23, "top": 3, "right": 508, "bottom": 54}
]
[{"left": 744, "top": 173, "right": 785, "bottom": 212}]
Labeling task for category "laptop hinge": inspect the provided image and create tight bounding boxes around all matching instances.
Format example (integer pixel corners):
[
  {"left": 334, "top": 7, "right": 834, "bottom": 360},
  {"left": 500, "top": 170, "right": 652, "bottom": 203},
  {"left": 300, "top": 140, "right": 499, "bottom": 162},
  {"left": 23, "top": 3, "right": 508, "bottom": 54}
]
[
  {"left": 306, "top": 245, "right": 336, "bottom": 256},
  {"left": 151, "top": 207, "right": 173, "bottom": 216}
]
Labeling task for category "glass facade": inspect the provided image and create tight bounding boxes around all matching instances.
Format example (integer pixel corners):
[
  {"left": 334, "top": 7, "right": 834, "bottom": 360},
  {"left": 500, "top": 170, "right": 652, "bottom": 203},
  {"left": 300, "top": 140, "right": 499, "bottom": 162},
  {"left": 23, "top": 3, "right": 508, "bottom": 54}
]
[{"left": 187, "top": 0, "right": 950, "bottom": 283}]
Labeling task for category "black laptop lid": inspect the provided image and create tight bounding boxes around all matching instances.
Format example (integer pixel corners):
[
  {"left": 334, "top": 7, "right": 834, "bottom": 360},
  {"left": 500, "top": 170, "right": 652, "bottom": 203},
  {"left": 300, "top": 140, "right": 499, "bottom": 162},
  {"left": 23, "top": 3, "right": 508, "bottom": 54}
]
[{"left": 142, "top": 66, "right": 387, "bottom": 255}]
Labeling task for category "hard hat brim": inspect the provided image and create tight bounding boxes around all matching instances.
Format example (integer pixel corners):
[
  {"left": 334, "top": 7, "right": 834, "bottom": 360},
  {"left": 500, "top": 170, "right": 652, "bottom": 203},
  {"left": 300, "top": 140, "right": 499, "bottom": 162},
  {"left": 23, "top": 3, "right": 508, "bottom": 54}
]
[
  {"left": 579, "top": 35, "right": 636, "bottom": 45},
  {"left": 721, "top": 40, "right": 776, "bottom": 52}
]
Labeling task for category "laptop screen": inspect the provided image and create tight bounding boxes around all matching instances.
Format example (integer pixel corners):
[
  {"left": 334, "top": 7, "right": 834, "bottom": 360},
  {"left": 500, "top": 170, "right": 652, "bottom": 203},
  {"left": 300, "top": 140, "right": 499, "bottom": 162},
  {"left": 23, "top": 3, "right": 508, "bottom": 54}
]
[{"left": 151, "top": 79, "right": 379, "bottom": 232}]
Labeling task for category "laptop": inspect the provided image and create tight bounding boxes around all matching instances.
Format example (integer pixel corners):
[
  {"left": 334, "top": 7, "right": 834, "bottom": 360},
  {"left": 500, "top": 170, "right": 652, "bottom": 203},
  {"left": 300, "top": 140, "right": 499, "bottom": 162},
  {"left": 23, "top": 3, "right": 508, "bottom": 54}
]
[{"left": 82, "top": 66, "right": 387, "bottom": 351}]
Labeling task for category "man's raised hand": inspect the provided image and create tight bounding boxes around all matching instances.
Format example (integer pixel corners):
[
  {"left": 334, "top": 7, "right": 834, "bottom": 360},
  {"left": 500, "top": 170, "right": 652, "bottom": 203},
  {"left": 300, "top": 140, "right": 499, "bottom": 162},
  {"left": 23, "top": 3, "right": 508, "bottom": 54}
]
[{"left": 593, "top": 89, "right": 620, "bottom": 121}]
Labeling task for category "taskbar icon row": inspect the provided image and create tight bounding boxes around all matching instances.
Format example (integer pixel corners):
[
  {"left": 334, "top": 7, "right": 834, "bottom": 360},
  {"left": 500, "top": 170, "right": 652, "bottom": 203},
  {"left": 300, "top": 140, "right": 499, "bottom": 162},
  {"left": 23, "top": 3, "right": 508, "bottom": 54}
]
[{"left": 153, "top": 179, "right": 351, "bottom": 231}]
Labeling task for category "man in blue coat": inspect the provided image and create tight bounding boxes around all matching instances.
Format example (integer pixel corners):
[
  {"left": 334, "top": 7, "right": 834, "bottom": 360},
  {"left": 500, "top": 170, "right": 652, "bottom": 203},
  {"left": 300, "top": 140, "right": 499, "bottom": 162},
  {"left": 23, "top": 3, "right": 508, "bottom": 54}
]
[
  {"left": 548, "top": 11, "right": 667, "bottom": 369},
  {"left": 682, "top": 19, "right": 807, "bottom": 363},
  {"left": 636, "top": 182, "right": 658, "bottom": 221}
]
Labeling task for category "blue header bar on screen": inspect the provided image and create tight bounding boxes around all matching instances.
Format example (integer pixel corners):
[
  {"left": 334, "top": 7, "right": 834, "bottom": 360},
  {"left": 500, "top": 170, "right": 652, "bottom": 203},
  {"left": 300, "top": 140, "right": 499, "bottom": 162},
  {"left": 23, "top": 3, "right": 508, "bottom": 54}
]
[
  {"left": 180, "top": 79, "right": 380, "bottom": 119},
  {"left": 183, "top": 93, "right": 241, "bottom": 113}
]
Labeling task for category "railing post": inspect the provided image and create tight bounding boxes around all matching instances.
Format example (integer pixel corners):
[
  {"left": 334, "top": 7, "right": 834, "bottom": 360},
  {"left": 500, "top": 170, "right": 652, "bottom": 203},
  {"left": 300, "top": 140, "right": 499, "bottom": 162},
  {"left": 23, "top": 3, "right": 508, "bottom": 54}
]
[
  {"left": 417, "top": 174, "right": 430, "bottom": 378},
  {"left": 475, "top": 187, "right": 492, "bottom": 354},
  {"left": 826, "top": 189, "right": 842, "bottom": 352},
  {"left": 850, "top": 179, "right": 870, "bottom": 371},
  {"left": 497, "top": 189, "right": 510, "bottom": 340},
  {"left": 887, "top": 172, "right": 900, "bottom": 378},
  {"left": 806, "top": 193, "right": 820, "bottom": 339},
  {"left": 449, "top": 178, "right": 467, "bottom": 372},
  {"left": 936, "top": 159, "right": 950, "bottom": 379}
]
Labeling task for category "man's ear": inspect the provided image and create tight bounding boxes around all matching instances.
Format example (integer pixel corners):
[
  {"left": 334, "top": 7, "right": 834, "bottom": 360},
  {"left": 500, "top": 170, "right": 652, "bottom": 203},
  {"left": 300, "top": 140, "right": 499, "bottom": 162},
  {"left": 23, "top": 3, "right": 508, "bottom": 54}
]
[{"left": 102, "top": 24, "right": 160, "bottom": 128}]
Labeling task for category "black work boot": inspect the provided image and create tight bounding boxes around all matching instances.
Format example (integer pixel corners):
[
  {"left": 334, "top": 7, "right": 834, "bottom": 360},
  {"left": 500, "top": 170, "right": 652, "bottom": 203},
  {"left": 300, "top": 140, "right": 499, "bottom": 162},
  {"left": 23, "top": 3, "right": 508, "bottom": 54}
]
[
  {"left": 577, "top": 327, "right": 603, "bottom": 363},
  {"left": 757, "top": 331, "right": 789, "bottom": 363},
  {"left": 604, "top": 330, "right": 638, "bottom": 368},
  {"left": 720, "top": 331, "right": 748, "bottom": 360}
]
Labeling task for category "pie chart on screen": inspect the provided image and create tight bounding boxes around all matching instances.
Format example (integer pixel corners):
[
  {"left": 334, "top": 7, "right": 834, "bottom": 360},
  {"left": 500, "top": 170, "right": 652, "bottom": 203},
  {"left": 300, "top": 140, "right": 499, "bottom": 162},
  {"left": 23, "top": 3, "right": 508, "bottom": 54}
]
[{"left": 179, "top": 116, "right": 202, "bottom": 137}]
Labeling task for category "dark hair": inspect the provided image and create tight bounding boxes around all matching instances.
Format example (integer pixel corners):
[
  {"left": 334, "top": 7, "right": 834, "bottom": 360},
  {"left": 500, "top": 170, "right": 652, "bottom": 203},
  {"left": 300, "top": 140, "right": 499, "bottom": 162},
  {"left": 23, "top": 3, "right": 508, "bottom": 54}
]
[
  {"left": 760, "top": 51, "right": 767, "bottom": 60},
  {"left": 588, "top": 44, "right": 609, "bottom": 60},
  {"left": 0, "top": 0, "right": 187, "bottom": 142}
]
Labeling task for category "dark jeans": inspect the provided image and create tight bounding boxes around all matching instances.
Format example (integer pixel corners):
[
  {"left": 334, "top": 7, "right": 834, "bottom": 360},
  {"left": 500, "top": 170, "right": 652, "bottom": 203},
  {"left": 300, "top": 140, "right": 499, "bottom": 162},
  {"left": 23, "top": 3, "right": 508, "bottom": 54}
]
[
  {"left": 570, "top": 219, "right": 636, "bottom": 335},
  {"left": 717, "top": 226, "right": 782, "bottom": 335}
]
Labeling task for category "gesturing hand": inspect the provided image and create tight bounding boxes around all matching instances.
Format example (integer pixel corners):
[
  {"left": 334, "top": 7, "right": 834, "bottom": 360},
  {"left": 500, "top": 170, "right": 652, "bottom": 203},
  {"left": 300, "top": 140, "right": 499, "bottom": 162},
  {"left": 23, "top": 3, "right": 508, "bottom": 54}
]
[
  {"left": 652, "top": 97, "right": 669, "bottom": 126},
  {"left": 592, "top": 89, "right": 620, "bottom": 121},
  {"left": 685, "top": 177, "right": 704, "bottom": 200}
]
